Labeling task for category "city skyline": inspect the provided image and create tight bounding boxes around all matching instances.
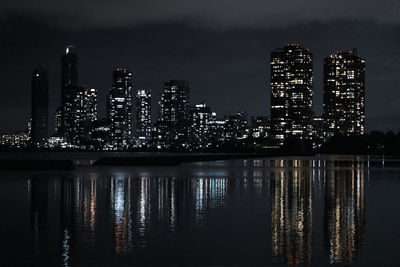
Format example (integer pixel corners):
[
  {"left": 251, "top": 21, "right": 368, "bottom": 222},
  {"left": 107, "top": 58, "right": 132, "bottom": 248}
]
[
  {"left": 0, "top": 16, "right": 399, "bottom": 133},
  {"left": 0, "top": 45, "right": 370, "bottom": 134},
  {"left": 1, "top": 1, "right": 399, "bottom": 266},
  {"left": 1, "top": 44, "right": 369, "bottom": 150}
]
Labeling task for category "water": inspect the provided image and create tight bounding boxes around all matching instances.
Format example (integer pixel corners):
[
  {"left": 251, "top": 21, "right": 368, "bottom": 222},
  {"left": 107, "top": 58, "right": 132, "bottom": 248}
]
[{"left": 0, "top": 155, "right": 399, "bottom": 266}]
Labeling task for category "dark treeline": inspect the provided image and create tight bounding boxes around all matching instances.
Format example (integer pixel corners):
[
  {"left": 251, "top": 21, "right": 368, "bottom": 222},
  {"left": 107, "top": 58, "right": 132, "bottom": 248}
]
[
  {"left": 319, "top": 131, "right": 400, "bottom": 155},
  {"left": 1, "top": 131, "right": 399, "bottom": 156}
]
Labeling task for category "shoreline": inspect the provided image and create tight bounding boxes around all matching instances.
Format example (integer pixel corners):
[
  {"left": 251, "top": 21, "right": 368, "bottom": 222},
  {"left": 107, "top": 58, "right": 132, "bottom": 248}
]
[
  {"left": 0, "top": 151, "right": 392, "bottom": 170},
  {"left": 0, "top": 152, "right": 273, "bottom": 170}
]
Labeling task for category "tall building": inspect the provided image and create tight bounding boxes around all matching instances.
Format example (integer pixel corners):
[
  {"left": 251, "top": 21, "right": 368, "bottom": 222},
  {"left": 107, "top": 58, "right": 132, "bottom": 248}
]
[
  {"left": 91, "top": 118, "right": 111, "bottom": 150},
  {"left": 54, "top": 107, "right": 63, "bottom": 134},
  {"left": 250, "top": 116, "right": 270, "bottom": 139},
  {"left": 323, "top": 49, "right": 365, "bottom": 138},
  {"left": 270, "top": 44, "right": 314, "bottom": 145},
  {"left": 31, "top": 68, "right": 49, "bottom": 146},
  {"left": 107, "top": 69, "right": 133, "bottom": 149},
  {"left": 83, "top": 88, "right": 98, "bottom": 147},
  {"left": 188, "top": 103, "right": 211, "bottom": 149},
  {"left": 61, "top": 46, "right": 78, "bottom": 107},
  {"left": 312, "top": 117, "right": 324, "bottom": 147},
  {"left": 155, "top": 80, "right": 190, "bottom": 149},
  {"left": 86, "top": 88, "right": 98, "bottom": 124},
  {"left": 57, "top": 84, "right": 97, "bottom": 148},
  {"left": 63, "top": 85, "right": 88, "bottom": 146},
  {"left": 208, "top": 112, "right": 226, "bottom": 145},
  {"left": 135, "top": 89, "right": 152, "bottom": 140},
  {"left": 224, "top": 111, "right": 248, "bottom": 141},
  {"left": 58, "top": 46, "right": 79, "bottom": 138},
  {"left": 0, "top": 131, "right": 30, "bottom": 148}
]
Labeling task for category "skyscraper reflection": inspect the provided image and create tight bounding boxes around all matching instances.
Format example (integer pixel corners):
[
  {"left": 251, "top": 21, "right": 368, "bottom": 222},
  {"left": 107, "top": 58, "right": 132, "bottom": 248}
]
[
  {"left": 194, "top": 178, "right": 228, "bottom": 223},
  {"left": 110, "top": 176, "right": 133, "bottom": 256},
  {"left": 169, "top": 178, "right": 177, "bottom": 232},
  {"left": 24, "top": 161, "right": 367, "bottom": 266},
  {"left": 30, "top": 178, "right": 49, "bottom": 256},
  {"left": 59, "top": 176, "right": 89, "bottom": 266},
  {"left": 59, "top": 177, "right": 72, "bottom": 266},
  {"left": 138, "top": 177, "right": 151, "bottom": 236},
  {"left": 270, "top": 169, "right": 313, "bottom": 265},
  {"left": 82, "top": 176, "right": 97, "bottom": 246},
  {"left": 154, "top": 177, "right": 178, "bottom": 232},
  {"left": 324, "top": 168, "right": 365, "bottom": 264}
]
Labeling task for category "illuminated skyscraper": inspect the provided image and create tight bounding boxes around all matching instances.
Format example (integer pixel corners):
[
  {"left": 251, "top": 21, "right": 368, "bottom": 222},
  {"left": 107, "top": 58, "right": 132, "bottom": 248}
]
[
  {"left": 84, "top": 88, "right": 98, "bottom": 147},
  {"left": 250, "top": 116, "right": 270, "bottom": 139},
  {"left": 64, "top": 85, "right": 87, "bottom": 146},
  {"left": 312, "top": 117, "right": 324, "bottom": 147},
  {"left": 270, "top": 44, "right": 314, "bottom": 145},
  {"left": 224, "top": 111, "right": 248, "bottom": 141},
  {"left": 107, "top": 69, "right": 133, "bottom": 149},
  {"left": 155, "top": 80, "right": 190, "bottom": 149},
  {"left": 323, "top": 49, "right": 365, "bottom": 138},
  {"left": 91, "top": 118, "right": 111, "bottom": 150},
  {"left": 61, "top": 46, "right": 78, "bottom": 99},
  {"left": 188, "top": 102, "right": 211, "bottom": 149},
  {"left": 208, "top": 112, "right": 226, "bottom": 145},
  {"left": 31, "top": 68, "right": 49, "bottom": 146},
  {"left": 86, "top": 88, "right": 98, "bottom": 124},
  {"left": 56, "top": 85, "right": 97, "bottom": 147},
  {"left": 54, "top": 107, "right": 63, "bottom": 134},
  {"left": 60, "top": 46, "right": 78, "bottom": 132},
  {"left": 135, "top": 89, "right": 152, "bottom": 140}
]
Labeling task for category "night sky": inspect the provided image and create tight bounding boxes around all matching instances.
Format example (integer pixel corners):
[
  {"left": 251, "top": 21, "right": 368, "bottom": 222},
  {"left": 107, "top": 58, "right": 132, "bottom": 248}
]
[{"left": 0, "top": 0, "right": 399, "bottom": 132}]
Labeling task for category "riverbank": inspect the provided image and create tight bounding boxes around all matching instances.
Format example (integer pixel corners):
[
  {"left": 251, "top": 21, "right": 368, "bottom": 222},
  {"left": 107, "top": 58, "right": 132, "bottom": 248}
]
[
  {"left": 0, "top": 151, "right": 396, "bottom": 170},
  {"left": 0, "top": 151, "right": 276, "bottom": 170}
]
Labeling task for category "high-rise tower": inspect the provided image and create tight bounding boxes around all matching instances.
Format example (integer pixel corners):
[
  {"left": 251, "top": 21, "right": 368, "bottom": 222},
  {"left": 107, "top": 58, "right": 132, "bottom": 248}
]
[
  {"left": 270, "top": 44, "right": 314, "bottom": 145},
  {"left": 60, "top": 46, "right": 78, "bottom": 135},
  {"left": 188, "top": 103, "right": 211, "bottom": 149},
  {"left": 156, "top": 80, "right": 190, "bottom": 149},
  {"left": 323, "top": 49, "right": 365, "bottom": 138},
  {"left": 135, "top": 89, "right": 152, "bottom": 140},
  {"left": 107, "top": 68, "right": 133, "bottom": 149},
  {"left": 61, "top": 46, "right": 78, "bottom": 108},
  {"left": 31, "top": 68, "right": 49, "bottom": 146}
]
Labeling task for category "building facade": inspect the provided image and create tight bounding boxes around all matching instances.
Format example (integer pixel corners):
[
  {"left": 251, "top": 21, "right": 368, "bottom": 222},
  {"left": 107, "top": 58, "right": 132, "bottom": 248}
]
[
  {"left": 323, "top": 49, "right": 365, "bottom": 138},
  {"left": 64, "top": 86, "right": 86, "bottom": 147},
  {"left": 54, "top": 107, "right": 63, "bottom": 134},
  {"left": 250, "top": 116, "right": 270, "bottom": 139},
  {"left": 91, "top": 118, "right": 112, "bottom": 150},
  {"left": 31, "top": 68, "right": 49, "bottom": 146},
  {"left": 107, "top": 69, "right": 133, "bottom": 149},
  {"left": 208, "top": 112, "right": 226, "bottom": 146},
  {"left": 60, "top": 46, "right": 78, "bottom": 134},
  {"left": 312, "top": 117, "right": 324, "bottom": 147},
  {"left": 270, "top": 44, "right": 314, "bottom": 145},
  {"left": 224, "top": 111, "right": 248, "bottom": 141},
  {"left": 86, "top": 88, "right": 98, "bottom": 124},
  {"left": 188, "top": 103, "right": 211, "bottom": 149},
  {"left": 135, "top": 89, "right": 152, "bottom": 143},
  {"left": 156, "top": 80, "right": 190, "bottom": 149}
]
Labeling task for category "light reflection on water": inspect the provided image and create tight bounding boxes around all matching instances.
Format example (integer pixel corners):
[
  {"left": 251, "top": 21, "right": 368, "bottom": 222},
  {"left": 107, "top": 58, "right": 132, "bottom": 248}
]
[
  {"left": 270, "top": 169, "right": 313, "bottom": 265},
  {"left": 324, "top": 168, "right": 365, "bottom": 264},
  {"left": 1, "top": 157, "right": 380, "bottom": 266}
]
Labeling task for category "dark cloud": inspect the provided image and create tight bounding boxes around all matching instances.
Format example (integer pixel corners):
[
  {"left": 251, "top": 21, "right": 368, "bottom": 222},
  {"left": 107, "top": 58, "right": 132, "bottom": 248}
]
[{"left": 0, "top": 0, "right": 399, "bottom": 29}]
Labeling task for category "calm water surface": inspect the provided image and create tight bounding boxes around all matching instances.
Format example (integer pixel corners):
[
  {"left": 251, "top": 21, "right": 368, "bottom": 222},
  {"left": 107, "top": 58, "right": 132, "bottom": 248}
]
[{"left": 1, "top": 156, "right": 399, "bottom": 266}]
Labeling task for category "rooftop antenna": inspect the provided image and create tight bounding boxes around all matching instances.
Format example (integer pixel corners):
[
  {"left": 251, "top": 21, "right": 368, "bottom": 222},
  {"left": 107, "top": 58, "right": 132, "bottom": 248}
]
[{"left": 66, "top": 45, "right": 76, "bottom": 54}]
